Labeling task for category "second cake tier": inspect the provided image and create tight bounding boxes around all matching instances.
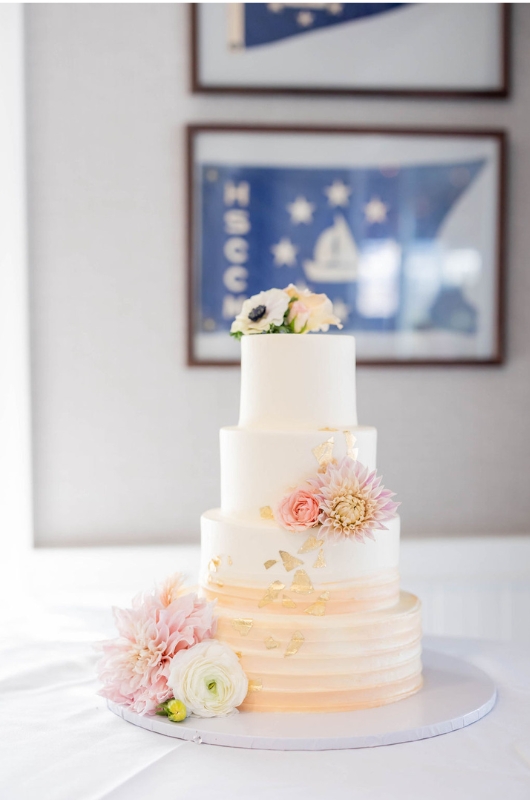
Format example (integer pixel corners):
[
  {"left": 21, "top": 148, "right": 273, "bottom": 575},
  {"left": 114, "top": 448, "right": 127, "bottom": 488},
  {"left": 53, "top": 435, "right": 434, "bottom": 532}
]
[{"left": 220, "top": 426, "right": 377, "bottom": 523}]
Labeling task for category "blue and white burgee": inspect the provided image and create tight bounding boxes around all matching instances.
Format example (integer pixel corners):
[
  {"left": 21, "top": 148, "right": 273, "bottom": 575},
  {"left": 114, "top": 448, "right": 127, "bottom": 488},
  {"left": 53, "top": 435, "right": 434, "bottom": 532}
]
[
  {"left": 229, "top": 3, "right": 406, "bottom": 49},
  {"left": 197, "top": 159, "right": 486, "bottom": 336}
]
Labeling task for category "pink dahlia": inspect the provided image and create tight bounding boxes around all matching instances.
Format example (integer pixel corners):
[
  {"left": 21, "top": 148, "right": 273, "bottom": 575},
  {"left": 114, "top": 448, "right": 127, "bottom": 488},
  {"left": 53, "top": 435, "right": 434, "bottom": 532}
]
[
  {"left": 309, "top": 457, "right": 399, "bottom": 544},
  {"left": 96, "top": 574, "right": 217, "bottom": 715}
]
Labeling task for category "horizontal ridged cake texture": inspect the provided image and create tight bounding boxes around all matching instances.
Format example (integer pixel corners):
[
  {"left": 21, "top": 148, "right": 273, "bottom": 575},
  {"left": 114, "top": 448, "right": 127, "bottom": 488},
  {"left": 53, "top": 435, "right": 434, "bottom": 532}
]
[{"left": 200, "top": 334, "right": 422, "bottom": 711}]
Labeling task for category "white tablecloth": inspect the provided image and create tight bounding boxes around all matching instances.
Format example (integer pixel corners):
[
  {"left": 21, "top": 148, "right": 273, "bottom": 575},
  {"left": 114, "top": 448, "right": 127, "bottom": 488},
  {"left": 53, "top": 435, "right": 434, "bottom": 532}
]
[{"left": 1, "top": 547, "right": 529, "bottom": 800}]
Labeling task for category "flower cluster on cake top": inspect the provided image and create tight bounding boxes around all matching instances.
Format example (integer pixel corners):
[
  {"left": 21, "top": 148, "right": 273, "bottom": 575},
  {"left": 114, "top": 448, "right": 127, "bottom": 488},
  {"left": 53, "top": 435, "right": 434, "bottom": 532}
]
[
  {"left": 274, "top": 437, "right": 399, "bottom": 544},
  {"left": 230, "top": 285, "right": 342, "bottom": 339},
  {"left": 96, "top": 574, "right": 247, "bottom": 720}
]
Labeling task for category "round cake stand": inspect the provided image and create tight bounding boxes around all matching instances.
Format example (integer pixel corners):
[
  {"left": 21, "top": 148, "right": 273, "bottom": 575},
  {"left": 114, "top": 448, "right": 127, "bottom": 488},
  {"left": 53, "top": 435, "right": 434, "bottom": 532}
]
[{"left": 107, "top": 649, "right": 496, "bottom": 751}]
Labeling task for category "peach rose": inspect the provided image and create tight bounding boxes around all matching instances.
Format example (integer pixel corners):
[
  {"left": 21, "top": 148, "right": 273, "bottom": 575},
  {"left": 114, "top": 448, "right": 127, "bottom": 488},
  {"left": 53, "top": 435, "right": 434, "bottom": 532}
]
[
  {"left": 275, "top": 487, "right": 321, "bottom": 532},
  {"left": 287, "top": 300, "right": 310, "bottom": 333},
  {"left": 284, "top": 284, "right": 342, "bottom": 333}
]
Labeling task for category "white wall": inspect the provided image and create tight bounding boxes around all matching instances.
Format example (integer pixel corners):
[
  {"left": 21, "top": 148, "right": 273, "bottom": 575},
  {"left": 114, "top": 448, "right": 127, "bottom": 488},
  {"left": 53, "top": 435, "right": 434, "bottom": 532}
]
[
  {"left": 26, "top": 4, "right": 530, "bottom": 546},
  {"left": 0, "top": 4, "right": 32, "bottom": 557}
]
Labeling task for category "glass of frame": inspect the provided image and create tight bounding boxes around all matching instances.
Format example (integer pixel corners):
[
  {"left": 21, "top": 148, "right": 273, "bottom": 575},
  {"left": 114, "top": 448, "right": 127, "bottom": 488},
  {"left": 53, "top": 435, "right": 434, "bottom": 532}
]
[
  {"left": 191, "top": 4, "right": 509, "bottom": 98},
  {"left": 187, "top": 125, "right": 506, "bottom": 366}
]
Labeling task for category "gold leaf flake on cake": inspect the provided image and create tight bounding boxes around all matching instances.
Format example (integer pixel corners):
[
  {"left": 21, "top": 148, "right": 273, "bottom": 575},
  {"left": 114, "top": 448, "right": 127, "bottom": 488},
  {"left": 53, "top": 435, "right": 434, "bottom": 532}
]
[
  {"left": 318, "top": 427, "right": 338, "bottom": 431},
  {"left": 304, "top": 600, "right": 327, "bottom": 616},
  {"left": 214, "top": 579, "right": 224, "bottom": 588},
  {"left": 235, "top": 651, "right": 242, "bottom": 659},
  {"left": 284, "top": 631, "right": 305, "bottom": 657},
  {"left": 282, "top": 594, "right": 297, "bottom": 609},
  {"left": 312, "top": 437, "right": 336, "bottom": 472},
  {"left": 264, "top": 559, "right": 278, "bottom": 570},
  {"left": 260, "top": 506, "right": 274, "bottom": 520},
  {"left": 231, "top": 618, "right": 254, "bottom": 636},
  {"left": 247, "top": 679, "right": 263, "bottom": 693},
  {"left": 227, "top": 556, "right": 233, "bottom": 566},
  {"left": 304, "top": 589, "right": 330, "bottom": 616},
  {"left": 313, "top": 549, "right": 326, "bottom": 569},
  {"left": 264, "top": 636, "right": 280, "bottom": 650},
  {"left": 343, "top": 430, "right": 359, "bottom": 460},
  {"left": 290, "top": 569, "right": 314, "bottom": 594},
  {"left": 297, "top": 535, "right": 324, "bottom": 554},
  {"left": 279, "top": 550, "right": 304, "bottom": 572},
  {"left": 208, "top": 556, "right": 221, "bottom": 572},
  {"left": 258, "top": 580, "right": 285, "bottom": 608}
]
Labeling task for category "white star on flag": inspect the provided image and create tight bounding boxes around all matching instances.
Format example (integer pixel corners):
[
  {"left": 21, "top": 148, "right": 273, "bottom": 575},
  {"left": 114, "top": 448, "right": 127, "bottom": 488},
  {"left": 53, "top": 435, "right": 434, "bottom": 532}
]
[
  {"left": 324, "top": 180, "right": 351, "bottom": 208},
  {"left": 297, "top": 10, "right": 315, "bottom": 26},
  {"left": 332, "top": 299, "right": 350, "bottom": 323},
  {"left": 364, "top": 197, "right": 388, "bottom": 224},
  {"left": 271, "top": 237, "right": 298, "bottom": 267},
  {"left": 287, "top": 196, "right": 315, "bottom": 224}
]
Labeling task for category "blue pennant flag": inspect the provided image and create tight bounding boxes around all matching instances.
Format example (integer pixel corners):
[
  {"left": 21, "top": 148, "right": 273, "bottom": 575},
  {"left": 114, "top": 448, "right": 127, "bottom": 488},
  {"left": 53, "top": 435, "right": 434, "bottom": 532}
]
[
  {"left": 196, "top": 159, "right": 486, "bottom": 336},
  {"left": 230, "top": 3, "right": 406, "bottom": 49}
]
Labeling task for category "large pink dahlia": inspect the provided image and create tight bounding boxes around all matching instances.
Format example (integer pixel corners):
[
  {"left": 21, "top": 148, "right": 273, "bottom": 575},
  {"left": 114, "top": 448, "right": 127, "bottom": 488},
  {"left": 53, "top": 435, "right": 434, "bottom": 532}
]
[
  {"left": 309, "top": 457, "right": 399, "bottom": 544},
  {"left": 96, "top": 574, "right": 217, "bottom": 715}
]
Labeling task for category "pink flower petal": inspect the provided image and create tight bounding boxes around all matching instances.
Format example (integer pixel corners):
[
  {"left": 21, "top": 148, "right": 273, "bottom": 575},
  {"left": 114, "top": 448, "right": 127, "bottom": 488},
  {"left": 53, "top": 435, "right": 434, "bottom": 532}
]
[{"left": 311, "top": 457, "right": 399, "bottom": 544}]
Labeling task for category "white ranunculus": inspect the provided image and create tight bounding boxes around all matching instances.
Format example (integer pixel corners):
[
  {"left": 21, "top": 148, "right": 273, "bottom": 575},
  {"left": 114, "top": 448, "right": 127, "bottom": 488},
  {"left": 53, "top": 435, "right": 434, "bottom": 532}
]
[
  {"left": 230, "top": 288, "right": 289, "bottom": 335},
  {"left": 168, "top": 641, "right": 248, "bottom": 718}
]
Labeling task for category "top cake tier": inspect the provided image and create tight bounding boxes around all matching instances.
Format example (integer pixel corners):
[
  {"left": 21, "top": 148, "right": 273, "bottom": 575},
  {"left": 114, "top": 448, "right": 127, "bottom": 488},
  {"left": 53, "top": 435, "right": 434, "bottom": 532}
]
[{"left": 238, "top": 334, "right": 357, "bottom": 430}]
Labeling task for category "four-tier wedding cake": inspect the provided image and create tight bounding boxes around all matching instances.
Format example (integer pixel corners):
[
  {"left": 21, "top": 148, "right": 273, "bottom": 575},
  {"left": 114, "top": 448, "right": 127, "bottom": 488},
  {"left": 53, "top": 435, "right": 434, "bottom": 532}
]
[
  {"left": 199, "top": 288, "right": 423, "bottom": 713},
  {"left": 97, "top": 286, "right": 422, "bottom": 721}
]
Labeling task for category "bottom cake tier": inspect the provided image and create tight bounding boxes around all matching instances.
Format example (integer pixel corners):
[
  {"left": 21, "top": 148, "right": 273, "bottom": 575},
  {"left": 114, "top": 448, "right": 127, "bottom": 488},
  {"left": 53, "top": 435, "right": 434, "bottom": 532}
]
[{"left": 210, "top": 590, "right": 422, "bottom": 713}]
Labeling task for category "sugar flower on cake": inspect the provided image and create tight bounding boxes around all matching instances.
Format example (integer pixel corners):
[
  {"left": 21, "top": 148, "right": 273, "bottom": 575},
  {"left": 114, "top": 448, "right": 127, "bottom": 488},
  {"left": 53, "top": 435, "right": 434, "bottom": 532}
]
[
  {"left": 309, "top": 457, "right": 399, "bottom": 544},
  {"left": 96, "top": 574, "right": 217, "bottom": 715},
  {"left": 230, "top": 288, "right": 290, "bottom": 337},
  {"left": 168, "top": 640, "right": 248, "bottom": 718},
  {"left": 230, "top": 285, "right": 342, "bottom": 338},
  {"left": 284, "top": 284, "right": 343, "bottom": 333},
  {"left": 275, "top": 486, "right": 321, "bottom": 532}
]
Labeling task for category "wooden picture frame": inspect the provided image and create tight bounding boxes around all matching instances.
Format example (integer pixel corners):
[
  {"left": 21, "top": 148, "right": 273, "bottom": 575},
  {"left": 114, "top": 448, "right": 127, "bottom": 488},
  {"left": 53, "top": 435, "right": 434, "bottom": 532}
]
[
  {"left": 187, "top": 124, "right": 506, "bottom": 367},
  {"left": 190, "top": 4, "right": 510, "bottom": 99}
]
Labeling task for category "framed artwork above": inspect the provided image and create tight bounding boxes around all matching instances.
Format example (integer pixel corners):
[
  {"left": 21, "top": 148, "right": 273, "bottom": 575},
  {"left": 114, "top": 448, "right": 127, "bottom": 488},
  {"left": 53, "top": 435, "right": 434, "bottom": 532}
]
[
  {"left": 187, "top": 124, "right": 506, "bottom": 367},
  {"left": 191, "top": 3, "right": 510, "bottom": 98}
]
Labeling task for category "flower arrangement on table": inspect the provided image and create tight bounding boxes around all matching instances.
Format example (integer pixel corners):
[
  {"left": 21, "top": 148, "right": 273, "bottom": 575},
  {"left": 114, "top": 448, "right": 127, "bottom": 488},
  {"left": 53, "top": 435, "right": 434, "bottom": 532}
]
[
  {"left": 96, "top": 574, "right": 247, "bottom": 721},
  {"left": 230, "top": 284, "right": 342, "bottom": 338}
]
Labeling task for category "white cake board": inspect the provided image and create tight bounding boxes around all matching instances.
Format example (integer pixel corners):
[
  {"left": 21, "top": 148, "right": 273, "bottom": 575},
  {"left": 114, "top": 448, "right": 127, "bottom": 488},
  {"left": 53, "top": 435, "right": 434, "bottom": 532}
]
[{"left": 107, "top": 649, "right": 496, "bottom": 751}]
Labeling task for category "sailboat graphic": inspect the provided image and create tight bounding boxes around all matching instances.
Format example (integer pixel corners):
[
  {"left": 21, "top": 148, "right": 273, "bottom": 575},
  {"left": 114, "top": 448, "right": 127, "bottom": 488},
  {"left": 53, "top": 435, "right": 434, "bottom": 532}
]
[{"left": 303, "top": 214, "right": 359, "bottom": 284}]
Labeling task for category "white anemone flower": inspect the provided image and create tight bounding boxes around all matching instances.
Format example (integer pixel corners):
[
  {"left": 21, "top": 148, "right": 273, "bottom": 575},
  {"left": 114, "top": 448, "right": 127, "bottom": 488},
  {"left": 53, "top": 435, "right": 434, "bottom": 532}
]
[{"left": 230, "top": 288, "right": 290, "bottom": 335}]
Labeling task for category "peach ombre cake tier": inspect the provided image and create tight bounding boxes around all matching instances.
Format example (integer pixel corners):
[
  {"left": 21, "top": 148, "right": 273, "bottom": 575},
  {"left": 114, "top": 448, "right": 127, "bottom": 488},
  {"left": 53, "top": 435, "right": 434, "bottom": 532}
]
[{"left": 199, "top": 287, "right": 422, "bottom": 712}]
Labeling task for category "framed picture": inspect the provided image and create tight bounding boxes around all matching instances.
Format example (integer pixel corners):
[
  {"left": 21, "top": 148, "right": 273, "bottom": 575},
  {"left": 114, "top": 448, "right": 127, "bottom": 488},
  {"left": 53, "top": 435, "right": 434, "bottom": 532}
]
[
  {"left": 187, "top": 124, "right": 506, "bottom": 366},
  {"left": 191, "top": 4, "right": 509, "bottom": 98}
]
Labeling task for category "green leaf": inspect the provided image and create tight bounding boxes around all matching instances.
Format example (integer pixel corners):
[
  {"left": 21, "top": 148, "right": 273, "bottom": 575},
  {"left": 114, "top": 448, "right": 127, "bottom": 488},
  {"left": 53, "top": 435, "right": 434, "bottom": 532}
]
[{"left": 229, "top": 331, "right": 243, "bottom": 340}]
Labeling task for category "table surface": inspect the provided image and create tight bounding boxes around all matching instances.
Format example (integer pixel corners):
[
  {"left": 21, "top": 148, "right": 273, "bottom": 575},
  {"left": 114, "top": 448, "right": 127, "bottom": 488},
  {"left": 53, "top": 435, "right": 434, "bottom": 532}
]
[{"left": 1, "top": 546, "right": 530, "bottom": 800}]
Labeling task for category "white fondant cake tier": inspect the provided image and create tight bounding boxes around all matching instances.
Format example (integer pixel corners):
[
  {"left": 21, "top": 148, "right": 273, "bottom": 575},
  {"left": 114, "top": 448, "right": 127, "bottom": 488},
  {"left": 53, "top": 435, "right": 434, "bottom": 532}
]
[
  {"left": 239, "top": 334, "right": 357, "bottom": 430},
  {"left": 201, "top": 509, "right": 400, "bottom": 590},
  {"left": 220, "top": 426, "right": 377, "bottom": 522}
]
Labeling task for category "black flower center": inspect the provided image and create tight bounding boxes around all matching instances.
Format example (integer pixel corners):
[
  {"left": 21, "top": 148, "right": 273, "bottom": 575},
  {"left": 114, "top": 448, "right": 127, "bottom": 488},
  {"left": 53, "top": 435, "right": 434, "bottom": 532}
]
[{"left": 248, "top": 304, "right": 266, "bottom": 322}]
